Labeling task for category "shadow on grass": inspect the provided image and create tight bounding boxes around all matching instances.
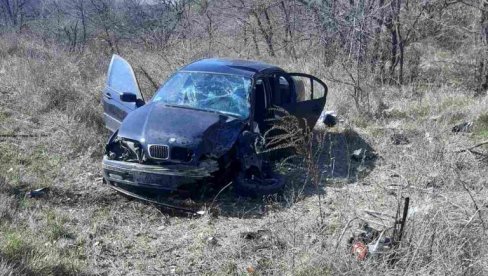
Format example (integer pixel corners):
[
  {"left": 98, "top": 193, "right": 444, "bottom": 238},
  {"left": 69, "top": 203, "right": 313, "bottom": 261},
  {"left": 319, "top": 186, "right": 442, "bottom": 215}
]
[
  {"left": 318, "top": 128, "right": 378, "bottom": 182},
  {"left": 272, "top": 128, "right": 378, "bottom": 200}
]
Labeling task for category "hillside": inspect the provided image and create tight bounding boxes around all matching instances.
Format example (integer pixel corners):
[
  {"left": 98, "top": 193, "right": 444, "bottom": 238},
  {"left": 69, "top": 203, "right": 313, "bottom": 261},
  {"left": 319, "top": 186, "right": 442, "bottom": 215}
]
[{"left": 1, "top": 0, "right": 488, "bottom": 275}]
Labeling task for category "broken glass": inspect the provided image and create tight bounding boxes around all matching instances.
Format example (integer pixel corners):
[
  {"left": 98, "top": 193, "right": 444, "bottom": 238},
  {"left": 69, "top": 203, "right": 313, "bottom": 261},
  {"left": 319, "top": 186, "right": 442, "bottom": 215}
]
[{"left": 153, "top": 72, "right": 252, "bottom": 118}]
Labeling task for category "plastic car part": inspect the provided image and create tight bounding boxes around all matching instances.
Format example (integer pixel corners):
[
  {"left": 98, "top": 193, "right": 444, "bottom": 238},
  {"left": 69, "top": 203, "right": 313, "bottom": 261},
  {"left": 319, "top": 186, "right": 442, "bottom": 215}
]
[
  {"left": 107, "top": 181, "right": 198, "bottom": 213},
  {"left": 349, "top": 224, "right": 393, "bottom": 260},
  {"left": 321, "top": 111, "right": 337, "bottom": 127},
  {"left": 106, "top": 137, "right": 143, "bottom": 163},
  {"left": 351, "top": 241, "right": 368, "bottom": 260}
]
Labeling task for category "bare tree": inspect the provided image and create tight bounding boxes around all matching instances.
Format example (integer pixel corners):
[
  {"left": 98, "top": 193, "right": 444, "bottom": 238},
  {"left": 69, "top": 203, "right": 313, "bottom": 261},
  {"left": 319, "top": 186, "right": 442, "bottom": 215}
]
[
  {"left": 87, "top": 0, "right": 121, "bottom": 53},
  {"left": 0, "top": 0, "right": 39, "bottom": 29},
  {"left": 477, "top": 0, "right": 488, "bottom": 96},
  {"left": 280, "top": 0, "right": 297, "bottom": 59}
]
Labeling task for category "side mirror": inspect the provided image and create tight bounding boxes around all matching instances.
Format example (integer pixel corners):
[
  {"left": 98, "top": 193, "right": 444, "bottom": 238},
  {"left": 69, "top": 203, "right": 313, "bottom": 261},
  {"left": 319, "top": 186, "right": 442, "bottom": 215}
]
[
  {"left": 120, "top": 93, "right": 145, "bottom": 107},
  {"left": 120, "top": 92, "right": 137, "bottom": 102}
]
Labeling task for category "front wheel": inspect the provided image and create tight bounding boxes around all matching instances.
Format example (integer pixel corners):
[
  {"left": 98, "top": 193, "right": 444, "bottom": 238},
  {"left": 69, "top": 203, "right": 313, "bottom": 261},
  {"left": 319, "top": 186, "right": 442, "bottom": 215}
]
[{"left": 233, "top": 167, "right": 284, "bottom": 197}]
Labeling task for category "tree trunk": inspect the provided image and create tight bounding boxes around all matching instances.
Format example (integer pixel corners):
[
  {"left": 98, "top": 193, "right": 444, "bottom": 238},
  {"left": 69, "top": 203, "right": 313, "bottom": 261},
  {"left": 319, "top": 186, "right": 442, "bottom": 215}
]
[
  {"left": 2, "top": 0, "right": 17, "bottom": 26},
  {"left": 280, "top": 1, "right": 297, "bottom": 60},
  {"left": 476, "top": 0, "right": 488, "bottom": 96},
  {"left": 388, "top": 22, "right": 398, "bottom": 83},
  {"left": 251, "top": 27, "right": 260, "bottom": 56},
  {"left": 371, "top": 0, "right": 385, "bottom": 75},
  {"left": 252, "top": 9, "right": 275, "bottom": 57},
  {"left": 79, "top": 0, "right": 87, "bottom": 50},
  {"left": 387, "top": 0, "right": 402, "bottom": 85}
]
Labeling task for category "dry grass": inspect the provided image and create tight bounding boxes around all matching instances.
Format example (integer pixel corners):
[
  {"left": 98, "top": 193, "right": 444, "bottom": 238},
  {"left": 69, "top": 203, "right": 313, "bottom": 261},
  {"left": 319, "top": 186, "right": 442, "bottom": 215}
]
[{"left": 1, "top": 34, "right": 488, "bottom": 275}]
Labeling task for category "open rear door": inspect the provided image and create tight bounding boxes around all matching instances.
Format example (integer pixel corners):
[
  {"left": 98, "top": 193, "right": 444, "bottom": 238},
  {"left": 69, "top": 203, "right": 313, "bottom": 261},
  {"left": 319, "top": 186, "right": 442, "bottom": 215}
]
[
  {"left": 102, "top": 55, "right": 143, "bottom": 133},
  {"left": 282, "top": 73, "right": 328, "bottom": 129}
]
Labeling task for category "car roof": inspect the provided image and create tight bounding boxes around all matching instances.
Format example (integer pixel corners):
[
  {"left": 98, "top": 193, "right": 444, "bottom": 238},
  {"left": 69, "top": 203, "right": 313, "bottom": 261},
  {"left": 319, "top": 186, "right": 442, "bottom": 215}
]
[{"left": 179, "top": 58, "right": 285, "bottom": 77}]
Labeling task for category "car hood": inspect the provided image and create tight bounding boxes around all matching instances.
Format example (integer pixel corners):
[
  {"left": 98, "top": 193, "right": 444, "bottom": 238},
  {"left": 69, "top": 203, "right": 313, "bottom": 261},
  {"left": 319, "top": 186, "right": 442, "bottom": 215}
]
[{"left": 117, "top": 102, "right": 245, "bottom": 157}]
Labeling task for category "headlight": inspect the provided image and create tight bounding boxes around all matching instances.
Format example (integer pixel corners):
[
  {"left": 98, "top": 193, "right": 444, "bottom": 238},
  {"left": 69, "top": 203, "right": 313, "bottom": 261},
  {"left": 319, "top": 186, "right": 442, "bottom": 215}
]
[{"left": 106, "top": 137, "right": 143, "bottom": 162}]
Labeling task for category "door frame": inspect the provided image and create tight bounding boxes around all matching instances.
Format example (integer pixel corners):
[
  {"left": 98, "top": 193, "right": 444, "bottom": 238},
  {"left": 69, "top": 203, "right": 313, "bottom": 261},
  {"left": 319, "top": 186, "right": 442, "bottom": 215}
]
[
  {"left": 102, "top": 55, "right": 144, "bottom": 133},
  {"left": 287, "top": 72, "right": 328, "bottom": 101}
]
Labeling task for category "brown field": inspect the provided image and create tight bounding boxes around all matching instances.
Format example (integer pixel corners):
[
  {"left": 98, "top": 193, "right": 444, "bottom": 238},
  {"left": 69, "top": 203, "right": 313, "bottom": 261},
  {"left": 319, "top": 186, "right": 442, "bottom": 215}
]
[{"left": 1, "top": 1, "right": 488, "bottom": 274}]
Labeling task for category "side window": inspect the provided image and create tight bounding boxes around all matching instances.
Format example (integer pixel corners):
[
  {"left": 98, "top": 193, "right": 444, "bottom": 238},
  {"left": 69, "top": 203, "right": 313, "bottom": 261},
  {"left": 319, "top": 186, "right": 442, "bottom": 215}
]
[
  {"left": 107, "top": 55, "right": 141, "bottom": 98},
  {"left": 291, "top": 75, "right": 326, "bottom": 102},
  {"left": 270, "top": 74, "right": 293, "bottom": 106},
  {"left": 278, "top": 76, "right": 292, "bottom": 104}
]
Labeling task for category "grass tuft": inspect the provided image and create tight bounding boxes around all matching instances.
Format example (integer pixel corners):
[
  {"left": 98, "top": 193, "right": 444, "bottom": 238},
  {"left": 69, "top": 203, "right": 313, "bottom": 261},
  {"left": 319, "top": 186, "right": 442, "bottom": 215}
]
[
  {"left": 46, "top": 211, "right": 75, "bottom": 241},
  {"left": 1, "top": 231, "right": 35, "bottom": 262},
  {"left": 474, "top": 113, "right": 488, "bottom": 140}
]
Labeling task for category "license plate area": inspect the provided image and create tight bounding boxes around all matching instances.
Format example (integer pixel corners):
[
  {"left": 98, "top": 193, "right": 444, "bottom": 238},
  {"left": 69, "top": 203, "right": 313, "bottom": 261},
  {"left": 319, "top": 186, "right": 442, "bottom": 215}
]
[{"left": 134, "top": 172, "right": 167, "bottom": 184}]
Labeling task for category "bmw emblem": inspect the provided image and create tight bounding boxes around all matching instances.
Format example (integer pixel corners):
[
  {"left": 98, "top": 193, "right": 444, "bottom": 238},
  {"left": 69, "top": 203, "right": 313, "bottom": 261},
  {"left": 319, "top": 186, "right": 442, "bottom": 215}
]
[{"left": 168, "top": 137, "right": 176, "bottom": 144}]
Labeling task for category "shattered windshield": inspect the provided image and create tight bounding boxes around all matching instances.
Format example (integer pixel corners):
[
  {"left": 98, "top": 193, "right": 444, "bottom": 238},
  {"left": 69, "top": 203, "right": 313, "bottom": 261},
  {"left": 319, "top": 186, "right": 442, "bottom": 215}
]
[{"left": 152, "top": 72, "right": 252, "bottom": 118}]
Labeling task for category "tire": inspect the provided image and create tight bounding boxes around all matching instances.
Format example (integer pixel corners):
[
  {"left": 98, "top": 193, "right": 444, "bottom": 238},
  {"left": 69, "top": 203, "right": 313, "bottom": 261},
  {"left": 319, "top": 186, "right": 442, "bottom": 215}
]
[{"left": 233, "top": 169, "right": 285, "bottom": 197}]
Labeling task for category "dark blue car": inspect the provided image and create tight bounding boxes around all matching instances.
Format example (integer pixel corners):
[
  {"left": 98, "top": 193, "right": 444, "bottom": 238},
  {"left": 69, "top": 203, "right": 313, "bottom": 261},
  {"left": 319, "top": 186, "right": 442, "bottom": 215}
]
[{"left": 102, "top": 55, "right": 328, "bottom": 198}]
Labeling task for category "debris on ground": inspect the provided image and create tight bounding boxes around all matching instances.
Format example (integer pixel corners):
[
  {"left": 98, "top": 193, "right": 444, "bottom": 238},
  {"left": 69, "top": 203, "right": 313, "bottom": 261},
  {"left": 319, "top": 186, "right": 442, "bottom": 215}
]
[
  {"left": 351, "top": 149, "right": 365, "bottom": 161},
  {"left": 206, "top": 236, "right": 219, "bottom": 246},
  {"left": 452, "top": 121, "right": 473, "bottom": 133},
  {"left": 246, "top": 266, "right": 255, "bottom": 274},
  {"left": 455, "top": 140, "right": 488, "bottom": 153},
  {"left": 349, "top": 197, "right": 410, "bottom": 261},
  {"left": 349, "top": 223, "right": 393, "bottom": 260},
  {"left": 320, "top": 110, "right": 337, "bottom": 127},
  {"left": 350, "top": 148, "right": 378, "bottom": 162},
  {"left": 240, "top": 229, "right": 272, "bottom": 240},
  {"left": 390, "top": 133, "right": 410, "bottom": 145},
  {"left": 25, "top": 187, "right": 49, "bottom": 198}
]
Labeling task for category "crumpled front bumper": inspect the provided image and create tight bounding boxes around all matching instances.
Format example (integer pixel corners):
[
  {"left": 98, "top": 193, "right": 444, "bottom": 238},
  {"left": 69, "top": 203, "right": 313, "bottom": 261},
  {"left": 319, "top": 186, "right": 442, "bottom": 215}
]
[{"left": 102, "top": 156, "right": 217, "bottom": 191}]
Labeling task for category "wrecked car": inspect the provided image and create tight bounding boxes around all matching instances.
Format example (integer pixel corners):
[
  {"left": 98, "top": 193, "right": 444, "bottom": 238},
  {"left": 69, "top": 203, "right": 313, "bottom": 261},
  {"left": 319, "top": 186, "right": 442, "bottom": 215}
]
[{"left": 101, "top": 56, "right": 328, "bottom": 197}]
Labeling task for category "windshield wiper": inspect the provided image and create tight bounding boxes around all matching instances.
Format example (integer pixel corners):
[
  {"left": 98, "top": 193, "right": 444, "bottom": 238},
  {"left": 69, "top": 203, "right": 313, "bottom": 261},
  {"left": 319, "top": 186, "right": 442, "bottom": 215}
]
[
  {"left": 162, "top": 104, "right": 209, "bottom": 112},
  {"left": 208, "top": 110, "right": 241, "bottom": 118},
  {"left": 162, "top": 104, "right": 194, "bottom": 110},
  {"left": 163, "top": 104, "right": 224, "bottom": 115},
  {"left": 163, "top": 104, "right": 243, "bottom": 118}
]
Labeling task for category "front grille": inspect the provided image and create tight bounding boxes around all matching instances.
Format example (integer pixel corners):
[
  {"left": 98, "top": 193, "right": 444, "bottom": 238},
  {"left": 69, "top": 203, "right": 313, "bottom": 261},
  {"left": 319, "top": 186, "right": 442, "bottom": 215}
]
[
  {"left": 148, "top": 144, "right": 169, "bottom": 159},
  {"left": 171, "top": 147, "right": 193, "bottom": 162}
]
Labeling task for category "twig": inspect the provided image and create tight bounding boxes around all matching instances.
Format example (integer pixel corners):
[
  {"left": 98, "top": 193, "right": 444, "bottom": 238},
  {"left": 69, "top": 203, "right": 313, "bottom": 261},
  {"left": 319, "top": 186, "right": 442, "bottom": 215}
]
[
  {"left": 207, "top": 181, "right": 234, "bottom": 212},
  {"left": 0, "top": 133, "right": 49, "bottom": 138},
  {"left": 467, "top": 149, "right": 487, "bottom": 157},
  {"left": 459, "top": 209, "right": 479, "bottom": 235},
  {"left": 461, "top": 182, "right": 487, "bottom": 232},
  {"left": 139, "top": 67, "right": 159, "bottom": 90},
  {"left": 455, "top": 140, "right": 488, "bottom": 153},
  {"left": 334, "top": 217, "right": 359, "bottom": 252},
  {"left": 363, "top": 209, "right": 396, "bottom": 219},
  {"left": 357, "top": 216, "right": 390, "bottom": 228}
]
